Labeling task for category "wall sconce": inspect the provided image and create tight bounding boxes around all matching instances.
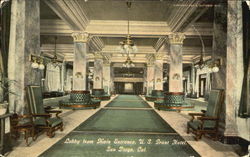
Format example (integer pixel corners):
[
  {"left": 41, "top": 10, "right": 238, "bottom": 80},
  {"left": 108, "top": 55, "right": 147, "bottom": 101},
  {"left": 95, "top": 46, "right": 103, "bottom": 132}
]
[
  {"left": 208, "top": 58, "right": 222, "bottom": 73},
  {"left": 75, "top": 72, "right": 83, "bottom": 78},
  {"left": 156, "top": 78, "right": 161, "bottom": 82},
  {"left": 30, "top": 54, "right": 45, "bottom": 70},
  {"left": 95, "top": 77, "right": 100, "bottom": 81},
  {"left": 172, "top": 73, "right": 180, "bottom": 80}
]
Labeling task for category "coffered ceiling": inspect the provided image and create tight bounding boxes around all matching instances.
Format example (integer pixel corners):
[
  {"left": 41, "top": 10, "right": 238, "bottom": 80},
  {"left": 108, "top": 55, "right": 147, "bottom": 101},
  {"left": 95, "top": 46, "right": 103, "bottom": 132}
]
[{"left": 40, "top": 0, "right": 215, "bottom": 65}]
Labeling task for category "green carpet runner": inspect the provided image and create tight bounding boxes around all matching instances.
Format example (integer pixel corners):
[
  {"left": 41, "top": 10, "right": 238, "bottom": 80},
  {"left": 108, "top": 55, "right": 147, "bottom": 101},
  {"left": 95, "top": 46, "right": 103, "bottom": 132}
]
[
  {"left": 106, "top": 95, "right": 150, "bottom": 108},
  {"left": 39, "top": 95, "right": 200, "bottom": 157}
]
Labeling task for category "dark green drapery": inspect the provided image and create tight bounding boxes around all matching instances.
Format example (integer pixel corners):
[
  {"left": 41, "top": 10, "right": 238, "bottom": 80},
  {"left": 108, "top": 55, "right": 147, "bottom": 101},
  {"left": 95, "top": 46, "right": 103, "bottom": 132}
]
[
  {"left": 238, "top": 2, "right": 250, "bottom": 118},
  {"left": 0, "top": 1, "right": 11, "bottom": 77},
  {"left": 0, "top": 1, "right": 11, "bottom": 101}
]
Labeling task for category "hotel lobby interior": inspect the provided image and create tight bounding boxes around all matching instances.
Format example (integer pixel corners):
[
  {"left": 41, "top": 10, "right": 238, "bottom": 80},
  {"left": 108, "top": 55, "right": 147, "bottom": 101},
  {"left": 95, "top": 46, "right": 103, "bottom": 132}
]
[{"left": 0, "top": 0, "right": 249, "bottom": 156}]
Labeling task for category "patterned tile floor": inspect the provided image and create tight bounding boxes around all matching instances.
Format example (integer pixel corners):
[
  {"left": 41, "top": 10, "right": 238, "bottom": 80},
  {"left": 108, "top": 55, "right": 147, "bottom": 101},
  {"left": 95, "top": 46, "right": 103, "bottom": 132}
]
[{"left": 6, "top": 95, "right": 239, "bottom": 157}]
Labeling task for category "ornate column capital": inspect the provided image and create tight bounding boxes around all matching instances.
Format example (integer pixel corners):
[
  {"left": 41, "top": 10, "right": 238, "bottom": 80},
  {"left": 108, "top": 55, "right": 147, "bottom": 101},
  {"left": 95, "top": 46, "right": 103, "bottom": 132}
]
[
  {"left": 168, "top": 33, "right": 185, "bottom": 45},
  {"left": 72, "top": 32, "right": 90, "bottom": 43},
  {"left": 103, "top": 59, "right": 111, "bottom": 66},
  {"left": 147, "top": 62, "right": 154, "bottom": 67},
  {"left": 94, "top": 52, "right": 103, "bottom": 60},
  {"left": 154, "top": 53, "right": 164, "bottom": 60}
]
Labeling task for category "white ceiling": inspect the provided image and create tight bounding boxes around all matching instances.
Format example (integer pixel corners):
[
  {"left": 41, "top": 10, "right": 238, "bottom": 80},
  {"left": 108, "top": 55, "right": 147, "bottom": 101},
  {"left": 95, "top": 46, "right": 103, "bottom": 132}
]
[
  {"left": 40, "top": 0, "right": 214, "bottom": 64},
  {"left": 80, "top": 1, "right": 173, "bottom": 21}
]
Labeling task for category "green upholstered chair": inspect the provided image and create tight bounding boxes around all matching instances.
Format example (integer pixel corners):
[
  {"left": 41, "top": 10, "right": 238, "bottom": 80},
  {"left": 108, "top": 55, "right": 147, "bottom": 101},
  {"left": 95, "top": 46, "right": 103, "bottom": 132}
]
[
  {"left": 60, "top": 91, "right": 101, "bottom": 109},
  {"left": 26, "top": 85, "right": 63, "bottom": 138},
  {"left": 187, "top": 89, "right": 224, "bottom": 140},
  {"left": 145, "top": 90, "right": 164, "bottom": 101},
  {"left": 91, "top": 89, "right": 110, "bottom": 100}
]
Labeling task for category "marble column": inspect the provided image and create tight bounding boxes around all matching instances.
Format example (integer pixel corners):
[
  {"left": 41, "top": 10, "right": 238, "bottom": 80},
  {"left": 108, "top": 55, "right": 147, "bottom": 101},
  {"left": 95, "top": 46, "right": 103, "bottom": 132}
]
[
  {"left": 154, "top": 55, "right": 163, "bottom": 90},
  {"left": 103, "top": 62, "right": 111, "bottom": 94},
  {"left": 190, "top": 64, "right": 196, "bottom": 95},
  {"left": 60, "top": 61, "right": 66, "bottom": 92},
  {"left": 71, "top": 32, "right": 89, "bottom": 91},
  {"left": 93, "top": 53, "right": 103, "bottom": 89},
  {"left": 212, "top": 3, "right": 227, "bottom": 89},
  {"left": 224, "top": 1, "right": 244, "bottom": 137},
  {"left": 168, "top": 33, "right": 185, "bottom": 92},
  {"left": 143, "top": 67, "right": 147, "bottom": 94},
  {"left": 147, "top": 63, "right": 155, "bottom": 94},
  {"left": 8, "top": 0, "right": 40, "bottom": 113},
  {"left": 110, "top": 66, "right": 115, "bottom": 94}
]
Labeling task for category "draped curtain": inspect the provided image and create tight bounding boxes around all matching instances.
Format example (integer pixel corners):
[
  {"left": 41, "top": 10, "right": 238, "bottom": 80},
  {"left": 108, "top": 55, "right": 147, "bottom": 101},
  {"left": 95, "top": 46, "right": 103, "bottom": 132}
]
[
  {"left": 45, "top": 63, "right": 61, "bottom": 92},
  {"left": 0, "top": 2, "right": 11, "bottom": 102},
  {"left": 239, "top": 2, "right": 250, "bottom": 118},
  {"left": 64, "top": 68, "right": 72, "bottom": 91}
]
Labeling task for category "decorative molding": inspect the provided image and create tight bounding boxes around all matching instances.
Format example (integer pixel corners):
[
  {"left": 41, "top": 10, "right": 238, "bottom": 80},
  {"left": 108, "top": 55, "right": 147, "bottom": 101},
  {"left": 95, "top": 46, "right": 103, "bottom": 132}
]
[
  {"left": 154, "top": 37, "right": 167, "bottom": 52},
  {"left": 89, "top": 36, "right": 105, "bottom": 52},
  {"left": 86, "top": 20, "right": 170, "bottom": 37},
  {"left": 168, "top": 33, "right": 185, "bottom": 45},
  {"left": 75, "top": 72, "right": 83, "bottom": 78},
  {"left": 167, "top": 0, "right": 208, "bottom": 32},
  {"left": 155, "top": 53, "right": 164, "bottom": 60},
  {"left": 44, "top": 0, "right": 89, "bottom": 30},
  {"left": 114, "top": 77, "right": 144, "bottom": 83},
  {"left": 40, "top": 20, "right": 213, "bottom": 37},
  {"left": 94, "top": 52, "right": 103, "bottom": 59},
  {"left": 72, "top": 32, "right": 89, "bottom": 43},
  {"left": 41, "top": 20, "right": 72, "bottom": 35}
]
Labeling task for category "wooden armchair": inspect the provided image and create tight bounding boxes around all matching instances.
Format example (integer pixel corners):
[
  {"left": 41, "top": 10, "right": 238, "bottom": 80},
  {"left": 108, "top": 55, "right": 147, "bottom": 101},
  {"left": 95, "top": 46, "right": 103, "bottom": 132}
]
[
  {"left": 187, "top": 89, "right": 224, "bottom": 140},
  {"left": 10, "top": 113, "right": 36, "bottom": 146},
  {"left": 26, "top": 85, "right": 63, "bottom": 138}
]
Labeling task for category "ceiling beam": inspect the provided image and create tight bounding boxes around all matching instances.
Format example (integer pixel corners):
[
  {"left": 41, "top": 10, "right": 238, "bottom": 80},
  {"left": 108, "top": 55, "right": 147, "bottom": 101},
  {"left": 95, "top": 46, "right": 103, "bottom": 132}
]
[
  {"left": 40, "top": 20, "right": 213, "bottom": 37},
  {"left": 44, "top": 0, "right": 89, "bottom": 31},
  {"left": 167, "top": 0, "right": 209, "bottom": 32},
  {"left": 41, "top": 44, "right": 212, "bottom": 56}
]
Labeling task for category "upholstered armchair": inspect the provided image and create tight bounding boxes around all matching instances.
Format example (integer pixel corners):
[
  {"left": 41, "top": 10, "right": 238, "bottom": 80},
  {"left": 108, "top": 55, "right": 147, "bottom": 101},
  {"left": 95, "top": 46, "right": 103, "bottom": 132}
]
[
  {"left": 187, "top": 89, "right": 224, "bottom": 140},
  {"left": 26, "top": 85, "right": 63, "bottom": 138}
]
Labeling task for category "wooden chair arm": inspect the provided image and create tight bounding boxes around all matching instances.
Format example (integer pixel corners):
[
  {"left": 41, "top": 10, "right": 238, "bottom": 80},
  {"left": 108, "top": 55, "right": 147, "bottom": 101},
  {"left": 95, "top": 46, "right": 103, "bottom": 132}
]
[
  {"left": 188, "top": 113, "right": 205, "bottom": 116},
  {"left": 198, "top": 116, "right": 219, "bottom": 121},
  {"left": 44, "top": 106, "right": 55, "bottom": 111},
  {"left": 188, "top": 113, "right": 205, "bottom": 122},
  {"left": 45, "top": 110, "right": 62, "bottom": 118},
  {"left": 32, "top": 114, "right": 51, "bottom": 118},
  {"left": 201, "top": 110, "right": 206, "bottom": 113},
  {"left": 16, "top": 114, "right": 33, "bottom": 119},
  {"left": 46, "top": 110, "right": 62, "bottom": 114},
  {"left": 10, "top": 114, "right": 32, "bottom": 123}
]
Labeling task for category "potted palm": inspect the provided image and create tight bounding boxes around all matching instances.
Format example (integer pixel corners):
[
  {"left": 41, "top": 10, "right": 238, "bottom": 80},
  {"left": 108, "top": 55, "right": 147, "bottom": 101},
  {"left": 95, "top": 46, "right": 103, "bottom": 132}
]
[{"left": 0, "top": 75, "right": 17, "bottom": 115}]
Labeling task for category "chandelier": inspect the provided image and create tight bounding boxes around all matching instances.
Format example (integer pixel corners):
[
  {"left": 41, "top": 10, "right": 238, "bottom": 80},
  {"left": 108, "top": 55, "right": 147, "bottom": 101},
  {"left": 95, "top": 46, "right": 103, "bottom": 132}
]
[
  {"left": 50, "top": 36, "right": 61, "bottom": 67},
  {"left": 119, "top": 2, "right": 137, "bottom": 55},
  {"left": 122, "top": 56, "right": 135, "bottom": 68}
]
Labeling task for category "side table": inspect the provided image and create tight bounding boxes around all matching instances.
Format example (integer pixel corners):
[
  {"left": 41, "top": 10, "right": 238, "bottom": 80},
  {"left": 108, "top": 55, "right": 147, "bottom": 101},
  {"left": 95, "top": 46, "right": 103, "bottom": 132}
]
[{"left": 0, "top": 113, "right": 13, "bottom": 155}]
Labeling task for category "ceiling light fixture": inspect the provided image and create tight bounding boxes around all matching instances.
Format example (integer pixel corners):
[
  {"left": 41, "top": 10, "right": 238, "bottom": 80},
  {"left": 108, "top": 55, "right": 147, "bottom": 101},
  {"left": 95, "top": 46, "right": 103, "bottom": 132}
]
[
  {"left": 192, "top": 25, "right": 206, "bottom": 69},
  {"left": 51, "top": 36, "right": 61, "bottom": 67},
  {"left": 122, "top": 56, "right": 135, "bottom": 68},
  {"left": 119, "top": 1, "right": 137, "bottom": 55}
]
